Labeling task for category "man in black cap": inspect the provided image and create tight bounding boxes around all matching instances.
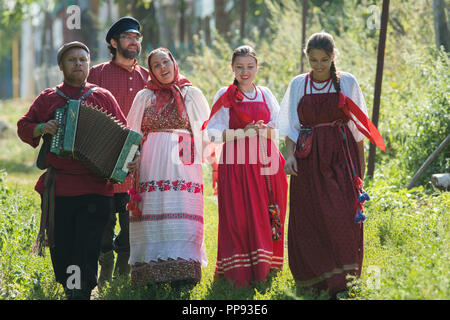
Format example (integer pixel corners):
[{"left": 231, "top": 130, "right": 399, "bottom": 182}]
[
  {"left": 18, "top": 41, "right": 127, "bottom": 299},
  {"left": 88, "top": 16, "right": 149, "bottom": 287}
]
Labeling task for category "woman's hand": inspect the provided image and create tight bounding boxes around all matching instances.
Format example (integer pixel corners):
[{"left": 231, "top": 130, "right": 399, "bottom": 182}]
[
  {"left": 284, "top": 154, "right": 298, "bottom": 176},
  {"left": 254, "top": 120, "right": 273, "bottom": 139},
  {"left": 284, "top": 137, "right": 298, "bottom": 176},
  {"left": 357, "top": 140, "right": 365, "bottom": 178},
  {"left": 127, "top": 151, "right": 140, "bottom": 173},
  {"left": 212, "top": 169, "right": 218, "bottom": 195},
  {"left": 244, "top": 121, "right": 259, "bottom": 138},
  {"left": 210, "top": 160, "right": 219, "bottom": 195}
]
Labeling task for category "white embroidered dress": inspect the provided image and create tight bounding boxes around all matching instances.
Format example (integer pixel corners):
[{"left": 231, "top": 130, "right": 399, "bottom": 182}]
[{"left": 126, "top": 86, "right": 210, "bottom": 270}]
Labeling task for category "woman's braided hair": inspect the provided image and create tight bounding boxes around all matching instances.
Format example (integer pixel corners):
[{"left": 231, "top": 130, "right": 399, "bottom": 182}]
[{"left": 305, "top": 32, "right": 340, "bottom": 93}]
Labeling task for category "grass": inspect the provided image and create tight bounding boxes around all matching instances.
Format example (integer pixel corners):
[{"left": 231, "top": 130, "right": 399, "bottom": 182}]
[
  {"left": 0, "top": 87, "right": 449, "bottom": 301},
  {"left": 2, "top": 157, "right": 448, "bottom": 300},
  {"left": 0, "top": 99, "right": 42, "bottom": 188}
]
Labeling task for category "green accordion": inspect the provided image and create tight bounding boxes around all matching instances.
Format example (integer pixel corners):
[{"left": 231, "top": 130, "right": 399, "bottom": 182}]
[{"left": 50, "top": 100, "right": 142, "bottom": 183}]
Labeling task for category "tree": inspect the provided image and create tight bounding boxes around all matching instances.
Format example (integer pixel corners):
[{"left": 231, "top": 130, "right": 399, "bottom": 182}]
[
  {"left": 240, "top": 0, "right": 247, "bottom": 39},
  {"left": 0, "top": 0, "right": 29, "bottom": 57},
  {"left": 215, "top": 0, "right": 233, "bottom": 41},
  {"left": 433, "top": 0, "right": 450, "bottom": 52}
]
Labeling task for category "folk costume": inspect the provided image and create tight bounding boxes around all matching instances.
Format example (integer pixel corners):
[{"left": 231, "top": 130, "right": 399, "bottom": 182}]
[
  {"left": 278, "top": 71, "right": 384, "bottom": 295},
  {"left": 88, "top": 57, "right": 149, "bottom": 281},
  {"left": 205, "top": 84, "right": 288, "bottom": 287},
  {"left": 17, "top": 81, "right": 126, "bottom": 298},
  {"left": 126, "top": 52, "right": 210, "bottom": 286}
]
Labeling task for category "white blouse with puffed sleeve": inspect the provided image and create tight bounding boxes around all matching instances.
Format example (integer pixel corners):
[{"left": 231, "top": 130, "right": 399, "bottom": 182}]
[{"left": 278, "top": 72, "right": 368, "bottom": 143}]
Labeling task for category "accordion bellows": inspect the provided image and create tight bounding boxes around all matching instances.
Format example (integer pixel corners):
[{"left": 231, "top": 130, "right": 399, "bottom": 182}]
[{"left": 50, "top": 100, "right": 142, "bottom": 183}]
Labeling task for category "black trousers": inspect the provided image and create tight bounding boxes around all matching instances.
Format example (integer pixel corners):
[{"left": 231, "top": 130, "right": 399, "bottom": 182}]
[
  {"left": 46, "top": 194, "right": 112, "bottom": 292},
  {"left": 100, "top": 193, "right": 130, "bottom": 255}
]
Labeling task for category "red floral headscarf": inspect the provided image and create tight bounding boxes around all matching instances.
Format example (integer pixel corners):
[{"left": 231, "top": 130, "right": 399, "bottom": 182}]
[{"left": 145, "top": 48, "right": 192, "bottom": 118}]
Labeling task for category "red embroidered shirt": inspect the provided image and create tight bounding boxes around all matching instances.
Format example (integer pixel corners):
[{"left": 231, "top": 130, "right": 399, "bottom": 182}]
[
  {"left": 17, "top": 81, "right": 127, "bottom": 197},
  {"left": 88, "top": 59, "right": 148, "bottom": 193}
]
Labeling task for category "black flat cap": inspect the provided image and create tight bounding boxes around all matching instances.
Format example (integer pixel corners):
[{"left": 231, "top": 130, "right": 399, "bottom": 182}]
[
  {"left": 106, "top": 16, "right": 141, "bottom": 44},
  {"left": 57, "top": 41, "right": 90, "bottom": 63}
]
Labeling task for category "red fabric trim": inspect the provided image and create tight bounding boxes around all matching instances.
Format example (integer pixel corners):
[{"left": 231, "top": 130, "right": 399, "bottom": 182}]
[
  {"left": 201, "top": 84, "right": 252, "bottom": 130},
  {"left": 338, "top": 92, "right": 385, "bottom": 152}
]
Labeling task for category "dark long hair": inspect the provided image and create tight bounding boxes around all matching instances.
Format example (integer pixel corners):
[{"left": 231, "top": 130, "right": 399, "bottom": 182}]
[
  {"left": 231, "top": 45, "right": 258, "bottom": 86},
  {"left": 305, "top": 32, "right": 340, "bottom": 93}
]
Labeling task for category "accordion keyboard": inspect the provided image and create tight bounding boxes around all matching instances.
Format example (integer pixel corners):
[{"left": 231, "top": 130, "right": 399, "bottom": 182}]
[{"left": 50, "top": 100, "right": 142, "bottom": 183}]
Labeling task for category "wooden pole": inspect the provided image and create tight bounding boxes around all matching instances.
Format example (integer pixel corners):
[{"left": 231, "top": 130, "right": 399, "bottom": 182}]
[
  {"left": 407, "top": 134, "right": 450, "bottom": 189},
  {"left": 12, "top": 37, "right": 19, "bottom": 99},
  {"left": 300, "top": 0, "right": 308, "bottom": 74},
  {"left": 240, "top": 0, "right": 247, "bottom": 40},
  {"left": 367, "top": 0, "right": 390, "bottom": 178}
]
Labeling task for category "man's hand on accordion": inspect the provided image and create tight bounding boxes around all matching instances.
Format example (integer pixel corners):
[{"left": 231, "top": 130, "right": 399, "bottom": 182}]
[
  {"left": 127, "top": 150, "right": 141, "bottom": 174},
  {"left": 34, "top": 120, "right": 59, "bottom": 138}
]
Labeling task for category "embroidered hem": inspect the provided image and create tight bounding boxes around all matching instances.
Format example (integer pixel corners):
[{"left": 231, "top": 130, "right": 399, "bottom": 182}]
[
  {"left": 215, "top": 249, "right": 283, "bottom": 274},
  {"left": 130, "top": 213, "right": 204, "bottom": 224},
  {"left": 131, "top": 258, "right": 202, "bottom": 287},
  {"left": 139, "top": 179, "right": 203, "bottom": 194},
  {"left": 295, "top": 263, "right": 359, "bottom": 287}
]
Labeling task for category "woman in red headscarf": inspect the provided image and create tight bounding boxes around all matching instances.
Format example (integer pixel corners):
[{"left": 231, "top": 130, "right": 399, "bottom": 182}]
[{"left": 126, "top": 48, "right": 216, "bottom": 288}]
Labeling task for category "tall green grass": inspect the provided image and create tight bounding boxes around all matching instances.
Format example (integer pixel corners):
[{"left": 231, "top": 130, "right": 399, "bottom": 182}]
[
  {"left": 356, "top": 180, "right": 449, "bottom": 299},
  {"left": 0, "top": 99, "right": 41, "bottom": 187},
  {"left": 1, "top": 163, "right": 449, "bottom": 300}
]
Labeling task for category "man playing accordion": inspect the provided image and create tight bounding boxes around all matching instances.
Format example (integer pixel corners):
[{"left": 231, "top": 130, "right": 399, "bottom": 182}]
[{"left": 17, "top": 41, "right": 127, "bottom": 300}]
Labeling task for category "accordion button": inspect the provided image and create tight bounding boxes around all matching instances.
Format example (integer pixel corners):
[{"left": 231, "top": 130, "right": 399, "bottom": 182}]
[
  {"left": 129, "top": 77, "right": 133, "bottom": 80},
  {"left": 129, "top": 88, "right": 133, "bottom": 91}
]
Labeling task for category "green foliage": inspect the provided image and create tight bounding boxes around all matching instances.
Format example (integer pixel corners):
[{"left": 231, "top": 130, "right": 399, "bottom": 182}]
[
  {"left": 0, "top": 100, "right": 41, "bottom": 186},
  {"left": 374, "top": 46, "right": 450, "bottom": 187},
  {"left": 184, "top": 0, "right": 304, "bottom": 105},
  {"left": 0, "top": 171, "right": 61, "bottom": 300},
  {"left": 399, "top": 51, "right": 449, "bottom": 184},
  {"left": 352, "top": 178, "right": 450, "bottom": 299},
  {"left": 0, "top": 0, "right": 40, "bottom": 58},
  {"left": 183, "top": 0, "right": 449, "bottom": 186}
]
